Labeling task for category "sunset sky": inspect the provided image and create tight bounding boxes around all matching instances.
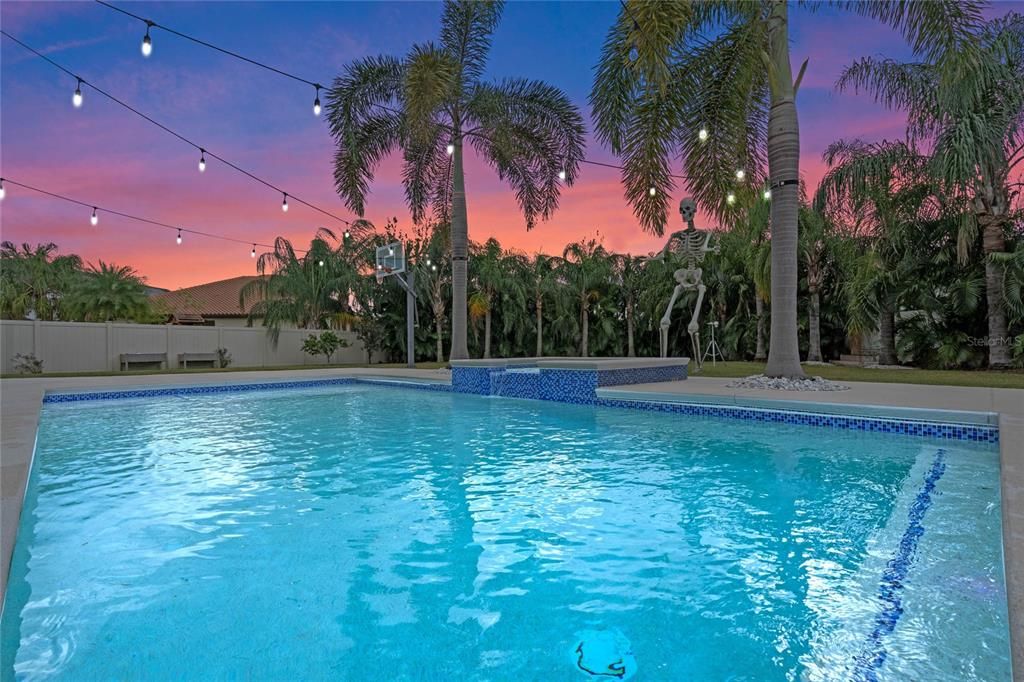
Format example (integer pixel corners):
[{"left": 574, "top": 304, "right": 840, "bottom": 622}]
[{"left": 2, "top": 1, "right": 1021, "bottom": 290}]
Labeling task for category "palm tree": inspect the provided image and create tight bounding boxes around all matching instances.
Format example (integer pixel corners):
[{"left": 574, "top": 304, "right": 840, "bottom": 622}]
[
  {"left": 800, "top": 208, "right": 831, "bottom": 363},
  {"left": 326, "top": 0, "right": 585, "bottom": 361},
  {"left": 590, "top": 0, "right": 983, "bottom": 377},
  {"left": 525, "top": 253, "right": 562, "bottom": 356},
  {"left": 472, "top": 238, "right": 526, "bottom": 358},
  {"left": 0, "top": 241, "right": 82, "bottom": 320},
  {"left": 241, "top": 230, "right": 363, "bottom": 343},
  {"left": 815, "top": 139, "right": 933, "bottom": 365},
  {"left": 837, "top": 12, "right": 1024, "bottom": 367},
  {"left": 611, "top": 253, "right": 645, "bottom": 357},
  {"left": 562, "top": 238, "right": 611, "bottom": 357},
  {"left": 66, "top": 261, "right": 152, "bottom": 322}
]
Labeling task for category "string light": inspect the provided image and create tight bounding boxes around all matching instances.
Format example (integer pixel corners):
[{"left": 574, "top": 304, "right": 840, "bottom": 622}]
[
  {"left": 312, "top": 86, "right": 321, "bottom": 116},
  {"left": 446, "top": 143, "right": 455, "bottom": 156},
  {"left": 698, "top": 127, "right": 708, "bottom": 142},
  {"left": 0, "top": 179, "right": 6, "bottom": 201},
  {"left": 431, "top": 264, "right": 437, "bottom": 271},
  {"left": 0, "top": 31, "right": 360, "bottom": 230},
  {"left": 198, "top": 149, "right": 206, "bottom": 172},
  {"left": 726, "top": 192, "right": 736, "bottom": 205},
  {"left": 318, "top": 259, "right": 325, "bottom": 267},
  {"left": 558, "top": 170, "right": 566, "bottom": 181},
  {"left": 176, "top": 228, "right": 182, "bottom": 245},
  {"left": 141, "top": 24, "right": 152, "bottom": 57},
  {"left": 72, "top": 79, "right": 83, "bottom": 108},
  {"left": 735, "top": 169, "right": 745, "bottom": 181},
  {"left": 343, "top": 230, "right": 351, "bottom": 239},
  {"left": 251, "top": 244, "right": 256, "bottom": 258},
  {"left": 90, "top": 207, "right": 98, "bottom": 226},
  {"left": 763, "top": 189, "right": 771, "bottom": 201},
  {"left": 281, "top": 193, "right": 289, "bottom": 212},
  {"left": 649, "top": 187, "right": 656, "bottom": 197}
]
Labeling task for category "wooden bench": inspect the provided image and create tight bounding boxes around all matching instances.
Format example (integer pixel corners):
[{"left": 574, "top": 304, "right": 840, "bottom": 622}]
[
  {"left": 178, "top": 352, "right": 220, "bottom": 369},
  {"left": 120, "top": 353, "right": 167, "bottom": 371}
]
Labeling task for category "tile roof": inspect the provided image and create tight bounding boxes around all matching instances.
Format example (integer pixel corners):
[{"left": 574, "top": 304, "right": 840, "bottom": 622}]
[{"left": 152, "top": 276, "right": 264, "bottom": 318}]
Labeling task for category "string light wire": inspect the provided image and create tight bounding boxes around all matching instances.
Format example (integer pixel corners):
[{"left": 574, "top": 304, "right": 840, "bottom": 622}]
[
  {"left": 0, "top": 176, "right": 312, "bottom": 254},
  {"left": 0, "top": 29, "right": 356, "bottom": 228},
  {"left": 92, "top": 1, "right": 692, "bottom": 182}
]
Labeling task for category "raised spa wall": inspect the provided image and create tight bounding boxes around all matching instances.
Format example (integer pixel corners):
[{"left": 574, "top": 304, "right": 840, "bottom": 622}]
[{"left": 450, "top": 357, "right": 688, "bottom": 404}]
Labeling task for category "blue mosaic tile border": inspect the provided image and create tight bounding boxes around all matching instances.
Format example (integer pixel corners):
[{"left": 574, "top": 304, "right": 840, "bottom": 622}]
[
  {"left": 597, "top": 364, "right": 687, "bottom": 387},
  {"left": 851, "top": 449, "right": 947, "bottom": 681},
  {"left": 42, "top": 378, "right": 358, "bottom": 403},
  {"left": 593, "top": 397, "right": 999, "bottom": 443}
]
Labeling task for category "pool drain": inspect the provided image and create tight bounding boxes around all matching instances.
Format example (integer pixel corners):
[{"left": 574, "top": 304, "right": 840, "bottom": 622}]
[{"left": 571, "top": 628, "right": 636, "bottom": 680}]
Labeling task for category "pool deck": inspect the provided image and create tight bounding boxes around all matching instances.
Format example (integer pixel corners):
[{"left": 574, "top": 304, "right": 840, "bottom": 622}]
[{"left": 1, "top": 367, "right": 1021, "bottom": 677}]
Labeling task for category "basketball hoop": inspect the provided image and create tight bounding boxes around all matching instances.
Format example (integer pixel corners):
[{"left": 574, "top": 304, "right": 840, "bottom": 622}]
[{"left": 374, "top": 242, "right": 405, "bottom": 285}]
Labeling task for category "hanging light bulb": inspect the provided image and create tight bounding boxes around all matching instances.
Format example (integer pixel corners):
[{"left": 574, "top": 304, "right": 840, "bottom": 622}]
[
  {"left": 426, "top": 257, "right": 432, "bottom": 266},
  {"left": 446, "top": 143, "right": 455, "bottom": 156},
  {"left": 198, "top": 149, "right": 206, "bottom": 173},
  {"left": 0, "top": 178, "right": 6, "bottom": 201},
  {"left": 90, "top": 207, "right": 98, "bottom": 226},
  {"left": 313, "top": 86, "right": 322, "bottom": 116},
  {"left": 72, "top": 79, "right": 83, "bottom": 108},
  {"left": 281, "top": 193, "right": 289, "bottom": 212},
  {"left": 388, "top": 246, "right": 395, "bottom": 256},
  {"left": 141, "top": 25, "right": 153, "bottom": 57},
  {"left": 649, "top": 187, "right": 656, "bottom": 197},
  {"left": 176, "top": 229, "right": 182, "bottom": 245},
  {"left": 318, "top": 259, "right": 325, "bottom": 267},
  {"left": 763, "top": 188, "right": 772, "bottom": 201},
  {"left": 431, "top": 264, "right": 437, "bottom": 272},
  {"left": 558, "top": 170, "right": 566, "bottom": 181},
  {"left": 698, "top": 127, "right": 709, "bottom": 142},
  {"left": 735, "top": 169, "right": 746, "bottom": 181},
  {"left": 726, "top": 192, "right": 736, "bottom": 205},
  {"left": 343, "top": 230, "right": 351, "bottom": 239},
  {"left": 251, "top": 244, "right": 256, "bottom": 258}
]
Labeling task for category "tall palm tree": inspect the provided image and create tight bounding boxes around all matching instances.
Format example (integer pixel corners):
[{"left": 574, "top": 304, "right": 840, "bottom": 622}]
[
  {"left": 837, "top": 12, "right": 1024, "bottom": 367},
  {"left": 562, "top": 238, "right": 611, "bottom": 357},
  {"left": 590, "top": 0, "right": 983, "bottom": 377},
  {"left": 326, "top": 0, "right": 585, "bottom": 361}
]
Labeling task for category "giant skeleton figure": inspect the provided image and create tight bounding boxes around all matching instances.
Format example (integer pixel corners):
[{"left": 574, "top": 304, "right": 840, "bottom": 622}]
[{"left": 651, "top": 197, "right": 719, "bottom": 366}]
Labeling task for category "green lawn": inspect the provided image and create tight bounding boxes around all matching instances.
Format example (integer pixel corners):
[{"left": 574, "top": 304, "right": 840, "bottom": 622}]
[{"left": 697, "top": 361, "right": 1024, "bottom": 389}]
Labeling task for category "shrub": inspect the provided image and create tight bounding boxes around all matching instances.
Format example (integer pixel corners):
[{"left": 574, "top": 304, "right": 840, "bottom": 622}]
[
  {"left": 12, "top": 353, "right": 43, "bottom": 374},
  {"left": 216, "top": 347, "right": 232, "bottom": 368},
  {"left": 301, "top": 331, "right": 349, "bottom": 364}
]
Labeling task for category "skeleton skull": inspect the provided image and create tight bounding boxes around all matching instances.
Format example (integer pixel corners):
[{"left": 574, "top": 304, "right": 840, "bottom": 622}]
[{"left": 679, "top": 198, "right": 697, "bottom": 223}]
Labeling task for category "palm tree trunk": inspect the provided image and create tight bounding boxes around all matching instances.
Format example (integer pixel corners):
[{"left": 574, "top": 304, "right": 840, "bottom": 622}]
[
  {"left": 980, "top": 211, "right": 1011, "bottom": 368},
  {"left": 449, "top": 136, "right": 470, "bottom": 361},
  {"left": 878, "top": 303, "right": 897, "bottom": 366},
  {"left": 535, "top": 298, "right": 544, "bottom": 357},
  {"left": 581, "top": 298, "right": 589, "bottom": 358},
  {"left": 484, "top": 308, "right": 492, "bottom": 359},
  {"left": 626, "top": 304, "right": 635, "bottom": 357},
  {"left": 807, "top": 290, "right": 822, "bottom": 362},
  {"left": 763, "top": 0, "right": 805, "bottom": 379},
  {"left": 754, "top": 294, "right": 767, "bottom": 360},
  {"left": 435, "top": 316, "right": 444, "bottom": 363}
]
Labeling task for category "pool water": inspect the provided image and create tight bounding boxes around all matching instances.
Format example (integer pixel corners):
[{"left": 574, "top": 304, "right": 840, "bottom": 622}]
[{"left": 1, "top": 385, "right": 1010, "bottom": 680}]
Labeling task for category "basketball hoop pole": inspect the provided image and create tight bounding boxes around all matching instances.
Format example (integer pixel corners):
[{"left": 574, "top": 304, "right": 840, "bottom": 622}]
[{"left": 405, "top": 268, "right": 415, "bottom": 368}]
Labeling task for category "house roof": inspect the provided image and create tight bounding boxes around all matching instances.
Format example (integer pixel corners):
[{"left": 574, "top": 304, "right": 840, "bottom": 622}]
[{"left": 152, "top": 276, "right": 263, "bottom": 318}]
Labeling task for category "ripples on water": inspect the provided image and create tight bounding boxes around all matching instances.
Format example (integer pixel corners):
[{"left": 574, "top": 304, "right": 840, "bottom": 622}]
[{"left": 0, "top": 386, "right": 1010, "bottom": 680}]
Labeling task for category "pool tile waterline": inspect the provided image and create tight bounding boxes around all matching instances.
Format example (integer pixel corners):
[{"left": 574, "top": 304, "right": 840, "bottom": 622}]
[{"left": 41, "top": 374, "right": 998, "bottom": 443}]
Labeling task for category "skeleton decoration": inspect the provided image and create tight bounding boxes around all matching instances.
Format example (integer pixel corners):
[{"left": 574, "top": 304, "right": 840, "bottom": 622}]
[{"left": 651, "top": 197, "right": 719, "bottom": 367}]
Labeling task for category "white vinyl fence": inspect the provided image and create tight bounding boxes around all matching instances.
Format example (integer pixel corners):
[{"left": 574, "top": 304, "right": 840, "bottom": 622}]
[{"left": 0, "top": 320, "right": 368, "bottom": 374}]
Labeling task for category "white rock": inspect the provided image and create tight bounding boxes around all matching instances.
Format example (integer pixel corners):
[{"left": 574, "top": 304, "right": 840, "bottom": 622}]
[{"left": 725, "top": 374, "right": 850, "bottom": 391}]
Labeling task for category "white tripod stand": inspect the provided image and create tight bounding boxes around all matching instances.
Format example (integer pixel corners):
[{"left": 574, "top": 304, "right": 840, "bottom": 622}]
[{"left": 701, "top": 320, "right": 724, "bottom": 367}]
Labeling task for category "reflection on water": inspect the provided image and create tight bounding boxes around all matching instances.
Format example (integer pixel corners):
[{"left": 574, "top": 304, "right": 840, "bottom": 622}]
[{"left": 0, "top": 386, "right": 1009, "bottom": 681}]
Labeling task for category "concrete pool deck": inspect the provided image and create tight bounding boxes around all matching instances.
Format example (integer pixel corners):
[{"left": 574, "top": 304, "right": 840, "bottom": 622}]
[{"left": 1, "top": 367, "right": 1021, "bottom": 677}]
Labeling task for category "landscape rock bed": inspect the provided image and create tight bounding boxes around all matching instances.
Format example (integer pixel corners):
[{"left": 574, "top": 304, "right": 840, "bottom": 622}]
[{"left": 726, "top": 374, "right": 850, "bottom": 391}]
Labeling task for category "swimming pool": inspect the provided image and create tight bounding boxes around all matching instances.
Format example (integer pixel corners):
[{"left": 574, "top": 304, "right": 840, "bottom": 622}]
[{"left": 0, "top": 383, "right": 1010, "bottom": 680}]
